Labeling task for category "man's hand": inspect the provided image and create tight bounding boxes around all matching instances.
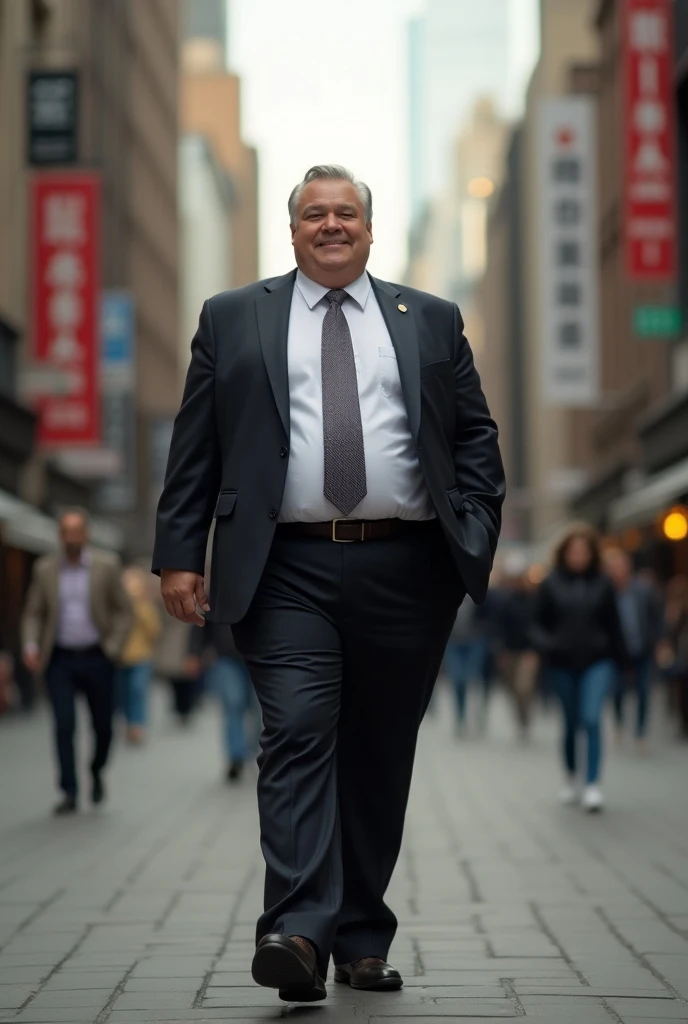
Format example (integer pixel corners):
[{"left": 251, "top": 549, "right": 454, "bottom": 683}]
[
  {"left": 23, "top": 647, "right": 41, "bottom": 674},
  {"left": 161, "top": 570, "right": 209, "bottom": 626}
]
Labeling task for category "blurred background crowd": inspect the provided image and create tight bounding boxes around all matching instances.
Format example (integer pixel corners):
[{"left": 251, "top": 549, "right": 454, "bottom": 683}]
[{"left": 1, "top": 0, "right": 688, "bottom": 784}]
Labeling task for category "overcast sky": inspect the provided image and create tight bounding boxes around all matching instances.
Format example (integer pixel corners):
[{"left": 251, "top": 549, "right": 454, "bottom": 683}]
[{"left": 229, "top": 0, "right": 540, "bottom": 281}]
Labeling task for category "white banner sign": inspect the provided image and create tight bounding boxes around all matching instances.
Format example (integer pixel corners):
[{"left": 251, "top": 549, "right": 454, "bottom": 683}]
[{"left": 538, "top": 97, "right": 599, "bottom": 406}]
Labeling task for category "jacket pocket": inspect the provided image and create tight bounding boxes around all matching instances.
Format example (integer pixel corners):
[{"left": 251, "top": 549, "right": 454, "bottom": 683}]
[
  {"left": 214, "top": 490, "right": 237, "bottom": 518},
  {"left": 420, "top": 358, "right": 452, "bottom": 380}
]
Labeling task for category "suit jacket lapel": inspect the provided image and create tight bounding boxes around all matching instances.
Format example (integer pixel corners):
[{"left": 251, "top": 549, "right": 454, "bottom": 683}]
[
  {"left": 46, "top": 557, "right": 60, "bottom": 619},
  {"left": 255, "top": 270, "right": 296, "bottom": 438},
  {"left": 371, "top": 276, "right": 421, "bottom": 441}
]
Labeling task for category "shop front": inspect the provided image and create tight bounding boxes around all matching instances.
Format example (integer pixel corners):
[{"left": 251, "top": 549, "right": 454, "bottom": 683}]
[{"left": 607, "top": 394, "right": 688, "bottom": 581}]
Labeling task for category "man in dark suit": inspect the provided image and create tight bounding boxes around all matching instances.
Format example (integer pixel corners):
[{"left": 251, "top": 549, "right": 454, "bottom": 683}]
[{"left": 153, "top": 164, "right": 504, "bottom": 1002}]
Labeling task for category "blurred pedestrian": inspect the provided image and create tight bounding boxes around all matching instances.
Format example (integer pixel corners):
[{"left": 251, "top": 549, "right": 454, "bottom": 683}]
[
  {"left": 116, "top": 566, "right": 161, "bottom": 744},
  {"left": 473, "top": 576, "right": 504, "bottom": 731},
  {"left": 497, "top": 562, "right": 539, "bottom": 741},
  {"left": 153, "top": 164, "right": 505, "bottom": 1000},
  {"left": 603, "top": 548, "right": 663, "bottom": 751},
  {"left": 190, "top": 622, "right": 257, "bottom": 781},
  {"left": 154, "top": 616, "right": 200, "bottom": 724},
  {"left": 444, "top": 597, "right": 481, "bottom": 733},
  {"left": 531, "top": 523, "right": 626, "bottom": 812},
  {"left": 657, "top": 575, "right": 688, "bottom": 740},
  {"left": 21, "top": 509, "right": 132, "bottom": 815}
]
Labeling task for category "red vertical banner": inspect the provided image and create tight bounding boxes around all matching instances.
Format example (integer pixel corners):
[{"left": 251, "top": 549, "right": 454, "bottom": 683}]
[
  {"left": 29, "top": 171, "right": 101, "bottom": 445},
  {"left": 623, "top": 0, "right": 677, "bottom": 282}
]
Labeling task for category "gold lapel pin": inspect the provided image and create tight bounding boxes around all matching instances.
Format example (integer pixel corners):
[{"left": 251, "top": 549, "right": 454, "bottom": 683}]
[{"left": 398, "top": 303, "right": 408, "bottom": 313}]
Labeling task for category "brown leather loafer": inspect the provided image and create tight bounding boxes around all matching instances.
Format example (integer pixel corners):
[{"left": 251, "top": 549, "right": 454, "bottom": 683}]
[
  {"left": 334, "top": 957, "right": 403, "bottom": 990},
  {"left": 251, "top": 934, "right": 327, "bottom": 1002}
]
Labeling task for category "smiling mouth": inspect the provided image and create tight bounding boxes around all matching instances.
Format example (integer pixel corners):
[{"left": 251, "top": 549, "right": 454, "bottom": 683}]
[{"left": 318, "top": 240, "right": 349, "bottom": 247}]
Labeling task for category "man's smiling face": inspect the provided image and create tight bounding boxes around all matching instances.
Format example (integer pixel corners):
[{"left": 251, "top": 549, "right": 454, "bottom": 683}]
[{"left": 291, "top": 178, "right": 373, "bottom": 287}]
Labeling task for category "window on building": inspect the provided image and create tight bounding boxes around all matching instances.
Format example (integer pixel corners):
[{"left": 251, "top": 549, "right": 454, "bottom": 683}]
[
  {"left": 554, "top": 199, "right": 581, "bottom": 225},
  {"left": 557, "top": 283, "right": 581, "bottom": 306},
  {"left": 557, "top": 241, "right": 581, "bottom": 266},
  {"left": 552, "top": 157, "right": 581, "bottom": 183},
  {"left": 559, "top": 322, "right": 582, "bottom": 348}
]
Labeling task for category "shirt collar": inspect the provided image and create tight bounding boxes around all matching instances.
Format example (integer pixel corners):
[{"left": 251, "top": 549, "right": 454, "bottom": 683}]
[
  {"left": 62, "top": 547, "right": 91, "bottom": 568},
  {"left": 295, "top": 269, "right": 371, "bottom": 311}
]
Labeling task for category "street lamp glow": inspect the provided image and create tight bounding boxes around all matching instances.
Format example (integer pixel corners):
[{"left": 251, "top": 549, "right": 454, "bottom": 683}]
[
  {"left": 467, "top": 176, "right": 495, "bottom": 199},
  {"left": 662, "top": 509, "right": 688, "bottom": 542}
]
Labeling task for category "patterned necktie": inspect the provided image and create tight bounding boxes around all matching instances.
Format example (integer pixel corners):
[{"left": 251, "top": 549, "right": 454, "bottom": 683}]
[{"left": 321, "top": 289, "right": 367, "bottom": 516}]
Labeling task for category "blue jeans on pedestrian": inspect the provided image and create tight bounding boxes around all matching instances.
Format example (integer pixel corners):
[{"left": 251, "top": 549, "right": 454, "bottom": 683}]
[
  {"left": 115, "top": 662, "right": 152, "bottom": 727},
  {"left": 208, "top": 656, "right": 254, "bottom": 762},
  {"left": 445, "top": 640, "right": 485, "bottom": 724},
  {"left": 549, "top": 660, "right": 614, "bottom": 784},
  {"left": 613, "top": 654, "right": 653, "bottom": 738}
]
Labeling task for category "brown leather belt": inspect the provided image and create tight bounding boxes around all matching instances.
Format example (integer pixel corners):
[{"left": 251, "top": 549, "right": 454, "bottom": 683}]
[{"left": 275, "top": 518, "right": 435, "bottom": 543}]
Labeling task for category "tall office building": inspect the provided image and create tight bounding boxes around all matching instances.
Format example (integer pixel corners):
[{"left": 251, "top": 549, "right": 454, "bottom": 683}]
[
  {"left": 410, "top": 0, "right": 511, "bottom": 207},
  {"left": 185, "top": 0, "right": 226, "bottom": 46},
  {"left": 0, "top": 0, "right": 181, "bottom": 555},
  {"left": 184, "top": 0, "right": 227, "bottom": 67}
]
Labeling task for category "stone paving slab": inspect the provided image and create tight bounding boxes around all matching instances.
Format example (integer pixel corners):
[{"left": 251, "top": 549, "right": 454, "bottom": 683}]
[{"left": 0, "top": 687, "right": 687, "bottom": 1023}]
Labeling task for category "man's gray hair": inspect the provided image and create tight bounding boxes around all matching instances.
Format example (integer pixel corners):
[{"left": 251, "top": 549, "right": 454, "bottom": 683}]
[{"left": 288, "top": 165, "right": 373, "bottom": 226}]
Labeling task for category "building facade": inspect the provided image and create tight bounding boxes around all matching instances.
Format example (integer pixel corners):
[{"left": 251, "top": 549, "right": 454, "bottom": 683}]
[
  {"left": 511, "top": 0, "right": 601, "bottom": 546},
  {"left": 181, "top": 31, "right": 259, "bottom": 291},
  {"left": 179, "top": 134, "right": 234, "bottom": 384},
  {"left": 479, "top": 129, "right": 529, "bottom": 544},
  {"left": 409, "top": 0, "right": 511, "bottom": 209},
  {"left": 0, "top": 0, "right": 181, "bottom": 560},
  {"left": 597, "top": 0, "right": 688, "bottom": 578}
]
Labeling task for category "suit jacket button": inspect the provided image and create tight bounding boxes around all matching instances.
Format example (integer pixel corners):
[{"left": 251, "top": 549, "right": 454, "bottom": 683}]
[
  {"left": 279, "top": 446, "right": 288, "bottom": 458},
  {"left": 268, "top": 508, "right": 278, "bottom": 519},
  {"left": 461, "top": 501, "right": 474, "bottom": 514}
]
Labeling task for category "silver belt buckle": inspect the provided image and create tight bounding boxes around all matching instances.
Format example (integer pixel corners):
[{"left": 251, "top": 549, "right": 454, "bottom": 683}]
[{"left": 331, "top": 518, "right": 364, "bottom": 542}]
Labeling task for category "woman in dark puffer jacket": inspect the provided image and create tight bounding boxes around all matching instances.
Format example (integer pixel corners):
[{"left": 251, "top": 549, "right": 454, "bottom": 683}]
[{"left": 531, "top": 523, "right": 626, "bottom": 813}]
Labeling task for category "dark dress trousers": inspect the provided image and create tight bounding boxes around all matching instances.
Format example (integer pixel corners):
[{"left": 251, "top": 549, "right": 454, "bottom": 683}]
[{"left": 152, "top": 269, "right": 505, "bottom": 975}]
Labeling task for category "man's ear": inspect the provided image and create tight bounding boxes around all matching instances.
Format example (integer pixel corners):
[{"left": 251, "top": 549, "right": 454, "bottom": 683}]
[
  {"left": 290, "top": 223, "right": 297, "bottom": 244},
  {"left": 367, "top": 223, "right": 374, "bottom": 244}
]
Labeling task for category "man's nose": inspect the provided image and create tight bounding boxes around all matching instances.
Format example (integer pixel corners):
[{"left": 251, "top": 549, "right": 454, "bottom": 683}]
[{"left": 322, "top": 212, "right": 341, "bottom": 232}]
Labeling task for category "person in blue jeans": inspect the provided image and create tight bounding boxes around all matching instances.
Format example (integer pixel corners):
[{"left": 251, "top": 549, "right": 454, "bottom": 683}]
[
  {"left": 603, "top": 548, "right": 663, "bottom": 751},
  {"left": 116, "top": 567, "right": 161, "bottom": 744},
  {"left": 190, "top": 621, "right": 258, "bottom": 781},
  {"left": 208, "top": 655, "right": 256, "bottom": 780},
  {"left": 444, "top": 597, "right": 483, "bottom": 733},
  {"left": 531, "top": 523, "right": 627, "bottom": 812}
]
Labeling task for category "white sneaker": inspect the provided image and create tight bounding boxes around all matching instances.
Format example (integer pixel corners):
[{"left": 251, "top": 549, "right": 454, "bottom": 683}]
[
  {"left": 559, "top": 780, "right": 577, "bottom": 805},
  {"left": 581, "top": 785, "right": 604, "bottom": 812}
]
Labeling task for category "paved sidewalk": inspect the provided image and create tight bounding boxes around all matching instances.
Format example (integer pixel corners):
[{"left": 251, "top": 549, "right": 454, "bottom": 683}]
[{"left": 0, "top": 686, "right": 687, "bottom": 1024}]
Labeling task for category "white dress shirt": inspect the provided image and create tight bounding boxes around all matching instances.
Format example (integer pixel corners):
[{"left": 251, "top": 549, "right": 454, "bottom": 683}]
[
  {"left": 56, "top": 549, "right": 101, "bottom": 648},
  {"left": 279, "top": 270, "right": 435, "bottom": 523}
]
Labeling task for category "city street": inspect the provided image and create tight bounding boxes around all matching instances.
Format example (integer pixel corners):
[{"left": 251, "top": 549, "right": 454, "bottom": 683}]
[{"left": 0, "top": 687, "right": 687, "bottom": 1024}]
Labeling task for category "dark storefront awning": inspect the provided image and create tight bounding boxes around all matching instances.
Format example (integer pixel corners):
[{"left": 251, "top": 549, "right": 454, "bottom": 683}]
[{"left": 608, "top": 457, "right": 688, "bottom": 529}]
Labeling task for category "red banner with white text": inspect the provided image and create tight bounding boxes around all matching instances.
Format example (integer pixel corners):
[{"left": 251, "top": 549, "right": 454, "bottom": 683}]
[
  {"left": 623, "top": 0, "right": 677, "bottom": 282},
  {"left": 29, "top": 172, "right": 101, "bottom": 445}
]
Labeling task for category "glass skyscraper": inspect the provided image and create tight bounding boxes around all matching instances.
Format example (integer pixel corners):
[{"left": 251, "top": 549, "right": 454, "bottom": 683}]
[{"left": 409, "top": 0, "right": 512, "bottom": 207}]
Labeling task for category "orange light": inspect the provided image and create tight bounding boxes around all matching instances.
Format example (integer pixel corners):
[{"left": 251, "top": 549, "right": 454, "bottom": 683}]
[
  {"left": 662, "top": 508, "right": 688, "bottom": 542},
  {"left": 467, "top": 176, "right": 494, "bottom": 198}
]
